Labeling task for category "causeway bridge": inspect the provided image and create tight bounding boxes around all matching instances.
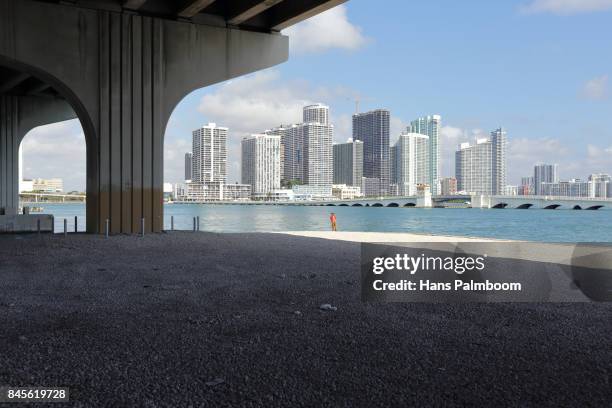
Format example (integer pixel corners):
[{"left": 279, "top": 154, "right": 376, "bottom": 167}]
[{"left": 191, "top": 194, "right": 611, "bottom": 210}]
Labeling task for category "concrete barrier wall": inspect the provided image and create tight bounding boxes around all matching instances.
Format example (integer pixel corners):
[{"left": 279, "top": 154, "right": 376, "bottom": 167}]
[{"left": 0, "top": 214, "right": 54, "bottom": 233}]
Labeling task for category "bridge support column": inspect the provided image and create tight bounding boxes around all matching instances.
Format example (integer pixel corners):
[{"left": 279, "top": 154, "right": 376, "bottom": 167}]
[
  {"left": 0, "top": 96, "right": 19, "bottom": 214},
  {"left": 1, "top": 0, "right": 288, "bottom": 234}
]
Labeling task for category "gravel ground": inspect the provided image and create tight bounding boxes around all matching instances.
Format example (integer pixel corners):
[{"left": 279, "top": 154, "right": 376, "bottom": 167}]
[{"left": 0, "top": 232, "right": 611, "bottom": 407}]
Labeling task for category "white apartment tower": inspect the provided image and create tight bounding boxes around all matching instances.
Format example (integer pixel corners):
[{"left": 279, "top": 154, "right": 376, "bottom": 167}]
[
  {"left": 407, "top": 115, "right": 441, "bottom": 194},
  {"left": 391, "top": 132, "right": 429, "bottom": 196},
  {"left": 241, "top": 134, "right": 281, "bottom": 198},
  {"left": 283, "top": 105, "right": 333, "bottom": 187},
  {"left": 191, "top": 123, "right": 228, "bottom": 183},
  {"left": 303, "top": 103, "right": 329, "bottom": 125},
  {"left": 455, "top": 128, "right": 506, "bottom": 195},
  {"left": 265, "top": 124, "right": 291, "bottom": 182}
]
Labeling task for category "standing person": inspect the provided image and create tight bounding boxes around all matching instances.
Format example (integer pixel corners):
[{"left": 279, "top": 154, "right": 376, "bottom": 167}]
[{"left": 329, "top": 212, "right": 337, "bottom": 232}]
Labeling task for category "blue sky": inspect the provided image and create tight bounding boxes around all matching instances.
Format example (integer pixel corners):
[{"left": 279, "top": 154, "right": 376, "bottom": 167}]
[{"left": 23, "top": 0, "right": 612, "bottom": 190}]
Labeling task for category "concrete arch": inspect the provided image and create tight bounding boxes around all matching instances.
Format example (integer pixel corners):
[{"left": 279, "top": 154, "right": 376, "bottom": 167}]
[
  {"left": 1, "top": 0, "right": 289, "bottom": 233},
  {"left": 372, "top": 203, "right": 383, "bottom": 207},
  {"left": 544, "top": 204, "right": 561, "bottom": 210},
  {"left": 573, "top": 205, "right": 582, "bottom": 210},
  {"left": 339, "top": 204, "right": 349, "bottom": 207},
  {"left": 352, "top": 203, "right": 363, "bottom": 207},
  {"left": 404, "top": 203, "right": 416, "bottom": 207},
  {"left": 586, "top": 205, "right": 604, "bottom": 210},
  {"left": 517, "top": 203, "right": 533, "bottom": 209},
  {"left": 492, "top": 203, "right": 508, "bottom": 209},
  {"left": 386, "top": 203, "right": 399, "bottom": 207}
]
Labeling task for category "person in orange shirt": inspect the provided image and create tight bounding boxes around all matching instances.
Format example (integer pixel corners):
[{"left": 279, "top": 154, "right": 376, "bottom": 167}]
[{"left": 329, "top": 212, "right": 337, "bottom": 232}]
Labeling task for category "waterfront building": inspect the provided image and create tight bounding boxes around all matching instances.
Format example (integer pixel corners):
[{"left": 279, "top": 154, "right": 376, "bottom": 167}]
[
  {"left": 292, "top": 184, "right": 333, "bottom": 200},
  {"left": 333, "top": 139, "right": 364, "bottom": 187},
  {"left": 455, "top": 128, "right": 507, "bottom": 195},
  {"left": 407, "top": 115, "right": 441, "bottom": 194},
  {"left": 332, "top": 184, "right": 363, "bottom": 200},
  {"left": 192, "top": 123, "right": 228, "bottom": 184},
  {"left": 283, "top": 106, "right": 333, "bottom": 187},
  {"left": 264, "top": 124, "right": 291, "bottom": 182},
  {"left": 440, "top": 177, "right": 457, "bottom": 195},
  {"left": 184, "top": 152, "right": 192, "bottom": 182},
  {"left": 303, "top": 103, "right": 329, "bottom": 125},
  {"left": 187, "top": 182, "right": 250, "bottom": 201},
  {"left": 352, "top": 109, "right": 390, "bottom": 195},
  {"left": 504, "top": 185, "right": 518, "bottom": 196},
  {"left": 241, "top": 134, "right": 281, "bottom": 199},
  {"left": 172, "top": 183, "right": 187, "bottom": 200},
  {"left": 520, "top": 176, "right": 534, "bottom": 195},
  {"left": 588, "top": 173, "right": 611, "bottom": 198},
  {"left": 361, "top": 177, "right": 381, "bottom": 197},
  {"left": 391, "top": 132, "right": 429, "bottom": 196},
  {"left": 534, "top": 164, "right": 558, "bottom": 195},
  {"left": 31, "top": 178, "right": 64, "bottom": 193},
  {"left": 540, "top": 179, "right": 589, "bottom": 197}
]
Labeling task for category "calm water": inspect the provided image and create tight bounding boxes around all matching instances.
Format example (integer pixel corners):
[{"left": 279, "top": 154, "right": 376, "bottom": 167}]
[{"left": 27, "top": 202, "right": 612, "bottom": 242}]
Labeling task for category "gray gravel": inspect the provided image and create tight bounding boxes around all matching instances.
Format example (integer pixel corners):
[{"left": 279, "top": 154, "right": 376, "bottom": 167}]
[{"left": 0, "top": 232, "right": 611, "bottom": 407}]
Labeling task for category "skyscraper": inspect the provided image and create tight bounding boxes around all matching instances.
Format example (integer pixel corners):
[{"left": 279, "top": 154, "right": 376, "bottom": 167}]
[
  {"left": 265, "top": 124, "right": 291, "bottom": 182},
  {"left": 533, "top": 164, "right": 558, "bottom": 195},
  {"left": 283, "top": 105, "right": 333, "bottom": 187},
  {"left": 455, "top": 128, "right": 507, "bottom": 195},
  {"left": 303, "top": 103, "right": 329, "bottom": 125},
  {"left": 184, "top": 152, "right": 192, "bottom": 182},
  {"left": 391, "top": 132, "right": 429, "bottom": 196},
  {"left": 407, "top": 115, "right": 441, "bottom": 194},
  {"left": 241, "top": 134, "right": 281, "bottom": 198},
  {"left": 352, "top": 109, "right": 390, "bottom": 195},
  {"left": 333, "top": 139, "right": 364, "bottom": 187},
  {"left": 191, "top": 123, "right": 228, "bottom": 183}
]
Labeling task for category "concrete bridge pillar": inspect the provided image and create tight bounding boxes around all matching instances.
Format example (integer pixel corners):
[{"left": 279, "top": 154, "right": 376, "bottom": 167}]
[{"left": 0, "top": 0, "right": 288, "bottom": 233}]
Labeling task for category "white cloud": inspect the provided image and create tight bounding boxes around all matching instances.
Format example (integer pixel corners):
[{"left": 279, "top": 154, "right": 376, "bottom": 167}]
[
  {"left": 21, "top": 119, "right": 86, "bottom": 192},
  {"left": 283, "top": 5, "right": 368, "bottom": 54},
  {"left": 520, "top": 0, "right": 612, "bottom": 15},
  {"left": 163, "top": 69, "right": 360, "bottom": 183},
  {"left": 580, "top": 75, "right": 609, "bottom": 101}
]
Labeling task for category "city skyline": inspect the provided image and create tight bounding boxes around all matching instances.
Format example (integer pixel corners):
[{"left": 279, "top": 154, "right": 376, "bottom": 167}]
[{"left": 16, "top": 0, "right": 612, "bottom": 191}]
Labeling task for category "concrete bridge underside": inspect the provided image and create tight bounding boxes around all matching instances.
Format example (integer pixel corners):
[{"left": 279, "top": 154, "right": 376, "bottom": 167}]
[{"left": 0, "top": 0, "right": 345, "bottom": 233}]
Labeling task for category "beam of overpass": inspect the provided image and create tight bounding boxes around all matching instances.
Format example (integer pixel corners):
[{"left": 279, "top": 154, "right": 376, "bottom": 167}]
[
  {"left": 123, "top": 0, "right": 148, "bottom": 10},
  {"left": 227, "top": 0, "right": 285, "bottom": 25},
  {"left": 177, "top": 0, "right": 217, "bottom": 18}
]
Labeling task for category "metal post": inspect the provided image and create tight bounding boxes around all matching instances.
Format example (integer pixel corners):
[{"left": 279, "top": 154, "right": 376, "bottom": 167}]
[
  {"left": 37, "top": 219, "right": 41, "bottom": 235},
  {"left": 193, "top": 217, "right": 196, "bottom": 232},
  {"left": 171, "top": 216, "right": 174, "bottom": 231},
  {"left": 105, "top": 219, "right": 109, "bottom": 238},
  {"left": 74, "top": 216, "right": 78, "bottom": 232},
  {"left": 197, "top": 216, "right": 200, "bottom": 231},
  {"left": 63, "top": 218, "right": 67, "bottom": 237},
  {"left": 141, "top": 218, "right": 145, "bottom": 237}
]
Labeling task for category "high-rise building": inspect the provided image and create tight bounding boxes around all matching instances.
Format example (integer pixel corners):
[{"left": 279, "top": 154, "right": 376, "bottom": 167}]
[
  {"left": 192, "top": 123, "right": 227, "bottom": 183},
  {"left": 265, "top": 124, "right": 291, "bottom": 182},
  {"left": 352, "top": 109, "right": 390, "bottom": 195},
  {"left": 184, "top": 152, "right": 192, "bottom": 182},
  {"left": 455, "top": 128, "right": 507, "bottom": 195},
  {"left": 283, "top": 106, "right": 333, "bottom": 188},
  {"left": 407, "top": 115, "right": 441, "bottom": 194},
  {"left": 588, "top": 173, "right": 611, "bottom": 198},
  {"left": 540, "top": 179, "right": 590, "bottom": 197},
  {"left": 303, "top": 103, "right": 329, "bottom": 125},
  {"left": 333, "top": 139, "right": 363, "bottom": 187},
  {"left": 439, "top": 177, "right": 457, "bottom": 195},
  {"left": 391, "top": 132, "right": 429, "bottom": 196},
  {"left": 533, "top": 164, "right": 558, "bottom": 195},
  {"left": 241, "top": 134, "right": 281, "bottom": 198},
  {"left": 490, "top": 128, "right": 507, "bottom": 196},
  {"left": 520, "top": 176, "right": 534, "bottom": 195}
]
